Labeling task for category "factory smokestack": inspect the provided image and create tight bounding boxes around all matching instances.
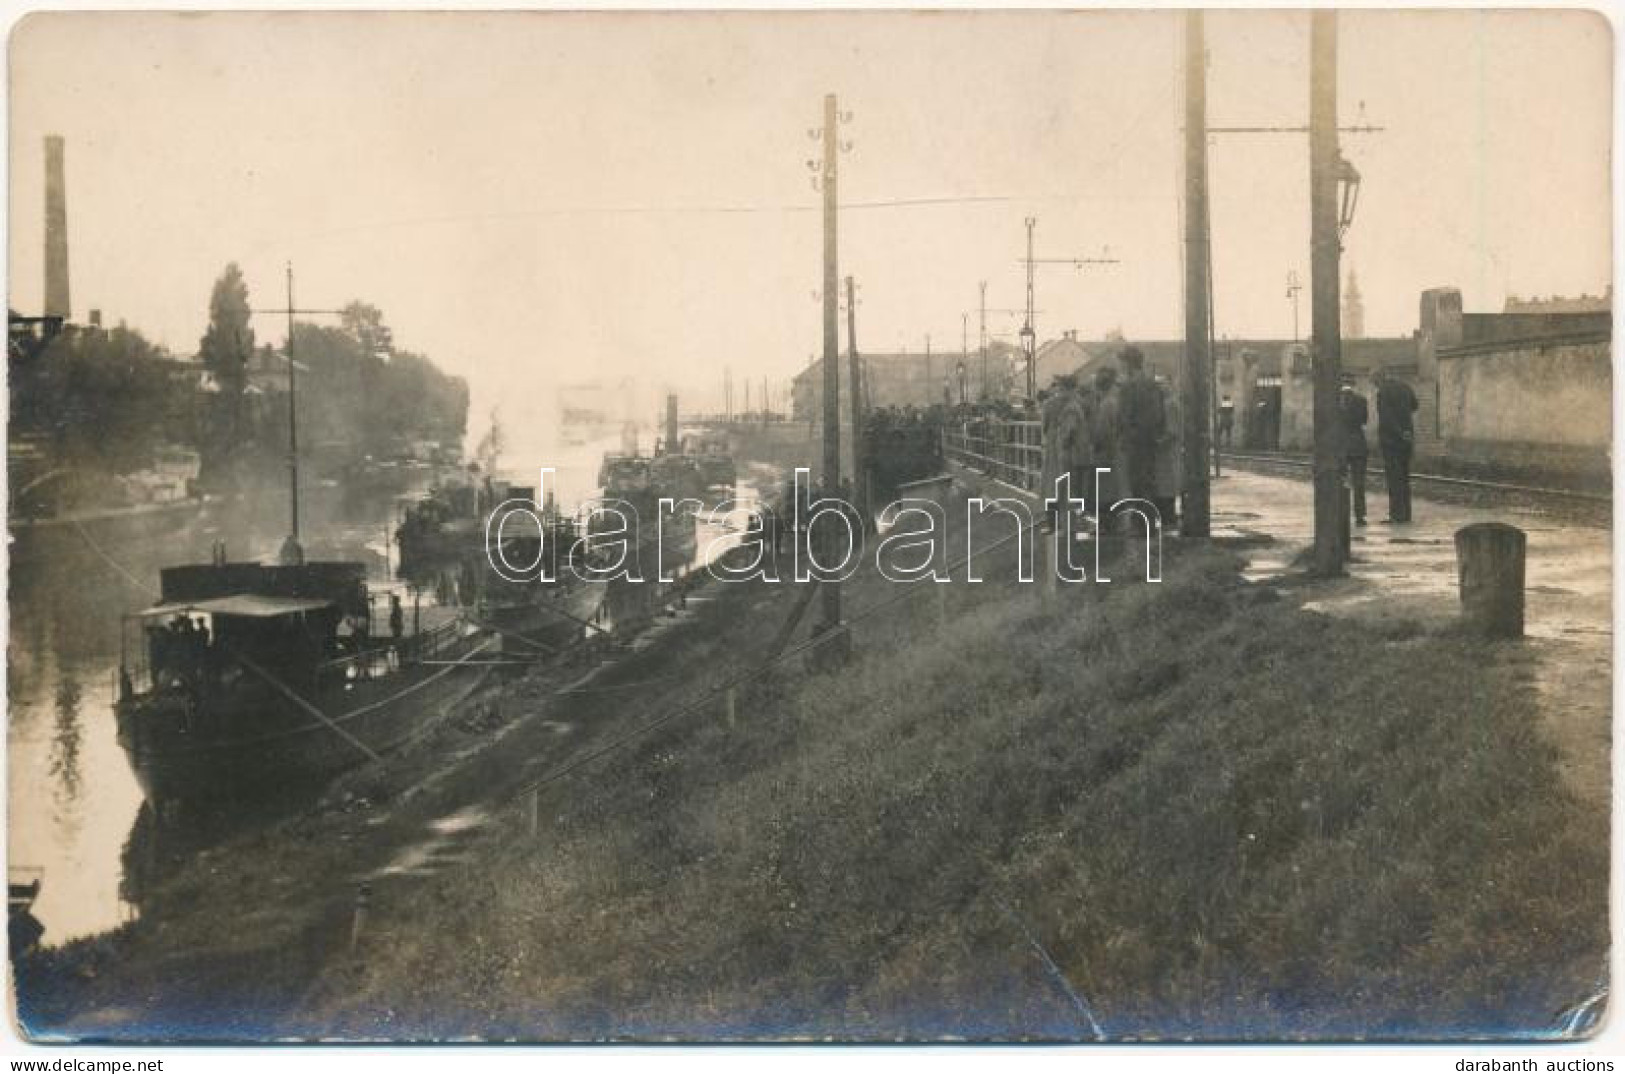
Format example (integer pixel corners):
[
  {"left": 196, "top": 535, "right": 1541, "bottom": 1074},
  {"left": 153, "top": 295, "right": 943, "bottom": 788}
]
[{"left": 43, "top": 135, "right": 70, "bottom": 320}]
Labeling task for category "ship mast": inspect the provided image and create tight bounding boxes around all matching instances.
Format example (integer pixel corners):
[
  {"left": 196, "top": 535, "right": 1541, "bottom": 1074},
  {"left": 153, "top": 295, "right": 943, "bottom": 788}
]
[
  {"left": 278, "top": 261, "right": 303, "bottom": 565},
  {"left": 261, "top": 264, "right": 346, "bottom": 566}
]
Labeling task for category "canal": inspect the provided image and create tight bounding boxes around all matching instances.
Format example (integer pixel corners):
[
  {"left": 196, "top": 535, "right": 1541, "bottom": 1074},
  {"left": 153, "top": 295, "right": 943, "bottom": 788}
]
[{"left": 7, "top": 425, "right": 754, "bottom": 947}]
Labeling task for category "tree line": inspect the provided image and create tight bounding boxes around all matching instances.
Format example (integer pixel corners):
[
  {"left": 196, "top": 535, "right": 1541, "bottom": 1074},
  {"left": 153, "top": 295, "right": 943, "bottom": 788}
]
[{"left": 12, "top": 263, "right": 469, "bottom": 501}]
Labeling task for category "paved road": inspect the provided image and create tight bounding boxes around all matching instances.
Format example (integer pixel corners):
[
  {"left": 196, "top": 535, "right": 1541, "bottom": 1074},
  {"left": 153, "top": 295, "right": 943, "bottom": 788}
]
[{"left": 1212, "top": 469, "right": 1611, "bottom": 809}]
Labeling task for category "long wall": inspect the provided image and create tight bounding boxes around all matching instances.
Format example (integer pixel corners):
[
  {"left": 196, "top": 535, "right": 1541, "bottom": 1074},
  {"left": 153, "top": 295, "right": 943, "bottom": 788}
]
[{"left": 1435, "top": 334, "right": 1611, "bottom": 488}]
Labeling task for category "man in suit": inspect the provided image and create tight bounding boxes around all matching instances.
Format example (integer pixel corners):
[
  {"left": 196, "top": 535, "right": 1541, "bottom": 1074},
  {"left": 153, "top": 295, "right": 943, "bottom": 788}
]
[
  {"left": 1339, "top": 376, "right": 1370, "bottom": 526},
  {"left": 1115, "top": 347, "right": 1165, "bottom": 506},
  {"left": 1375, "top": 368, "right": 1419, "bottom": 523}
]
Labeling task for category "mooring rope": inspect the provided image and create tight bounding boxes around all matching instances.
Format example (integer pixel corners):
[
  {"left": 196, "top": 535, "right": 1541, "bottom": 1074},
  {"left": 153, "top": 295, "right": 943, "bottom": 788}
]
[{"left": 70, "top": 518, "right": 161, "bottom": 597}]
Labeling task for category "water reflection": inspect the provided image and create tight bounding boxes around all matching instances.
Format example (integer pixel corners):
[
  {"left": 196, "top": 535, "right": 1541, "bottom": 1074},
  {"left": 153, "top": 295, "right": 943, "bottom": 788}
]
[
  {"left": 49, "top": 674, "right": 83, "bottom": 823},
  {"left": 7, "top": 481, "right": 422, "bottom": 947}
]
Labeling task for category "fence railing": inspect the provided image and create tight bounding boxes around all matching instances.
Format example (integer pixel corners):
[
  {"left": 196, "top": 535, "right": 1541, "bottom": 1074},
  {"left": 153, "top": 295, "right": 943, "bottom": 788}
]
[{"left": 942, "top": 419, "right": 1044, "bottom": 495}]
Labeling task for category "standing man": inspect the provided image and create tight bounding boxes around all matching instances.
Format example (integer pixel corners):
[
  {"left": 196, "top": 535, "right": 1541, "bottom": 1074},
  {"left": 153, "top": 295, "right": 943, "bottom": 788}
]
[
  {"left": 1091, "top": 365, "right": 1122, "bottom": 510},
  {"left": 1115, "top": 347, "right": 1165, "bottom": 506},
  {"left": 1375, "top": 368, "right": 1418, "bottom": 523},
  {"left": 1041, "top": 376, "right": 1092, "bottom": 512},
  {"left": 1339, "top": 375, "right": 1370, "bottom": 526}
]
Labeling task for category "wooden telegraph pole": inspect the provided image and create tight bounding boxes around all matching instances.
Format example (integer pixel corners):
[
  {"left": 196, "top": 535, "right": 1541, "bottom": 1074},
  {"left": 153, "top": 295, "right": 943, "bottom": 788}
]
[
  {"left": 1309, "top": 11, "right": 1346, "bottom": 576},
  {"left": 818, "top": 93, "right": 847, "bottom": 647},
  {"left": 978, "top": 280, "right": 988, "bottom": 399},
  {"left": 1181, "top": 10, "right": 1212, "bottom": 539},
  {"left": 846, "top": 275, "right": 867, "bottom": 526}
]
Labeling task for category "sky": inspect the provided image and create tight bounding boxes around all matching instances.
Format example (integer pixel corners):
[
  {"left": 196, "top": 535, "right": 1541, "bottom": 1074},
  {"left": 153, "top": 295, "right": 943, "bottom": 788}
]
[{"left": 8, "top": 9, "right": 1613, "bottom": 440}]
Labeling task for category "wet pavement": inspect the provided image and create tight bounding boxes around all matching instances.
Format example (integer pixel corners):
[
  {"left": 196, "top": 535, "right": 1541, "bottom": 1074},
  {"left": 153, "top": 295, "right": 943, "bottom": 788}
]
[{"left": 1212, "top": 469, "right": 1612, "bottom": 808}]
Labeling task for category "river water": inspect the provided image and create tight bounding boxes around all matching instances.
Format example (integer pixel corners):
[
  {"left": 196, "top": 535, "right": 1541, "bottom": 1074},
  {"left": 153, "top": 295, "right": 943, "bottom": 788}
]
[{"left": 7, "top": 426, "right": 751, "bottom": 948}]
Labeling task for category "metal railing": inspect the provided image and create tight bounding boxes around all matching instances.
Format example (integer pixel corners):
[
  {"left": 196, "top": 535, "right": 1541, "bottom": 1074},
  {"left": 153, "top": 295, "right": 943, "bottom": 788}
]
[
  {"left": 942, "top": 419, "right": 1044, "bottom": 495},
  {"left": 317, "top": 616, "right": 468, "bottom": 689}
]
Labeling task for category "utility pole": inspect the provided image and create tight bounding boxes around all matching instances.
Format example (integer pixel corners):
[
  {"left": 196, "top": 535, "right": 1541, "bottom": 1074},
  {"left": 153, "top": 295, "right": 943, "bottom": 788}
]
[
  {"left": 978, "top": 280, "right": 988, "bottom": 399},
  {"left": 1286, "top": 270, "right": 1302, "bottom": 342},
  {"left": 1182, "top": 10, "right": 1212, "bottom": 539},
  {"left": 846, "top": 275, "right": 867, "bottom": 525},
  {"left": 1017, "top": 218, "right": 1119, "bottom": 400},
  {"left": 924, "top": 334, "right": 932, "bottom": 402},
  {"left": 817, "top": 92, "right": 846, "bottom": 646},
  {"left": 1022, "top": 217, "right": 1037, "bottom": 400},
  {"left": 1309, "top": 11, "right": 1345, "bottom": 576}
]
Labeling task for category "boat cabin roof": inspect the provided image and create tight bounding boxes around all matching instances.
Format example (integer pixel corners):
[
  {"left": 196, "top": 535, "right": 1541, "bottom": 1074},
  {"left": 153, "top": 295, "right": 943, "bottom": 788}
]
[{"left": 136, "top": 594, "right": 335, "bottom": 620}]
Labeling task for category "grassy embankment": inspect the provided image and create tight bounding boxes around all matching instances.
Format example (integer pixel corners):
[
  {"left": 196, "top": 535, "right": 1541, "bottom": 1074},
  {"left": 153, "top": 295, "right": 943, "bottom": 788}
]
[{"left": 290, "top": 494, "right": 1606, "bottom": 1041}]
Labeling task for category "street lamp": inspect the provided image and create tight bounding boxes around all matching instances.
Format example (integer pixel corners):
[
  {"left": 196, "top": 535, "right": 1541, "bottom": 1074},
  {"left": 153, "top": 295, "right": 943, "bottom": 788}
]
[
  {"left": 1019, "top": 324, "right": 1037, "bottom": 400},
  {"left": 1336, "top": 156, "right": 1361, "bottom": 244}
]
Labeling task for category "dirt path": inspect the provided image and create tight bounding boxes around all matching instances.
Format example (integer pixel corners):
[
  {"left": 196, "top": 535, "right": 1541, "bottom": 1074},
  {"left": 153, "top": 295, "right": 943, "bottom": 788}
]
[{"left": 1212, "top": 469, "right": 1611, "bottom": 810}]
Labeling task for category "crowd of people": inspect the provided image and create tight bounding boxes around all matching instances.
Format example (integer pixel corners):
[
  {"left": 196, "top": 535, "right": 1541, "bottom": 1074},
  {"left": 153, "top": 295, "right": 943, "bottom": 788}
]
[
  {"left": 777, "top": 346, "right": 1423, "bottom": 543},
  {"left": 1034, "top": 346, "right": 1183, "bottom": 524},
  {"left": 862, "top": 405, "right": 946, "bottom": 494},
  {"left": 977, "top": 346, "right": 1423, "bottom": 530}
]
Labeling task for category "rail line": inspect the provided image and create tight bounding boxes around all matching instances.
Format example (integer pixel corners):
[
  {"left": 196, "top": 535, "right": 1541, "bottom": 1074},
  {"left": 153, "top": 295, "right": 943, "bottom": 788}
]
[{"left": 1217, "top": 450, "right": 1610, "bottom": 514}]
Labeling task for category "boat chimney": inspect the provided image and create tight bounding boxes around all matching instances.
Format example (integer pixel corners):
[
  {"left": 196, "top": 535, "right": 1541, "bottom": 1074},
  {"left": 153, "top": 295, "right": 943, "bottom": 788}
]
[
  {"left": 666, "top": 394, "right": 679, "bottom": 455},
  {"left": 43, "top": 135, "right": 70, "bottom": 320}
]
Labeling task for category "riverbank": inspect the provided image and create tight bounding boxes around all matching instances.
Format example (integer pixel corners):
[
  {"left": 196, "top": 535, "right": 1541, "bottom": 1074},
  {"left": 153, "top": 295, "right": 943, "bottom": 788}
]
[
  {"left": 302, "top": 516, "right": 1606, "bottom": 1040},
  {"left": 16, "top": 477, "right": 1607, "bottom": 1042}
]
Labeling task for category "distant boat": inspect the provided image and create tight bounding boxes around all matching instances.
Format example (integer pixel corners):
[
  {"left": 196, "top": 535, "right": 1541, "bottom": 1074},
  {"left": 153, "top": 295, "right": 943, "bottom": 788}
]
[
  {"left": 8, "top": 867, "right": 44, "bottom": 957},
  {"left": 476, "top": 508, "right": 607, "bottom": 654}
]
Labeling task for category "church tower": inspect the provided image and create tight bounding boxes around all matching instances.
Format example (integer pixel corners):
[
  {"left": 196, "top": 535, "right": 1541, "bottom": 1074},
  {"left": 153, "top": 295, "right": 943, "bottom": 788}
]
[{"left": 1342, "top": 267, "right": 1365, "bottom": 339}]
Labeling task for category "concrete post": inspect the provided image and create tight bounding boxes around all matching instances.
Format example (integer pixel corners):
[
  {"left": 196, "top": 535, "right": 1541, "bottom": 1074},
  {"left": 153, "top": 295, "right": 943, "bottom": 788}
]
[{"left": 1454, "top": 523, "right": 1526, "bottom": 637}]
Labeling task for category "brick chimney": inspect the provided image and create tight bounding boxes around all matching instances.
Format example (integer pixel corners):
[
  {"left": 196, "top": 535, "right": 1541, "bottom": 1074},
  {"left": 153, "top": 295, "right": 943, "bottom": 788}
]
[{"left": 43, "top": 135, "right": 70, "bottom": 320}]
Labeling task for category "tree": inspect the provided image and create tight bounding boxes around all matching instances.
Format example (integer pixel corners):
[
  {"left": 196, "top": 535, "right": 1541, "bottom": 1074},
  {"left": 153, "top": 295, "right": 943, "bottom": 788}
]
[
  {"left": 197, "top": 264, "right": 255, "bottom": 488},
  {"left": 200, "top": 263, "right": 253, "bottom": 394}
]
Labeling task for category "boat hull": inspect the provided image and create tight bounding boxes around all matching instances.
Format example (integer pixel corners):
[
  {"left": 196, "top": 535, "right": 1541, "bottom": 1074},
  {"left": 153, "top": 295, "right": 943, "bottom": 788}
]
[
  {"left": 116, "top": 631, "right": 495, "bottom": 806},
  {"left": 482, "top": 579, "right": 607, "bottom": 654}
]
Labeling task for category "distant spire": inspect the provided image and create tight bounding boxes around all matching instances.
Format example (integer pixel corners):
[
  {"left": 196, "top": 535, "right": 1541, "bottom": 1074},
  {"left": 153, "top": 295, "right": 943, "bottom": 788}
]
[{"left": 1342, "top": 266, "right": 1365, "bottom": 339}]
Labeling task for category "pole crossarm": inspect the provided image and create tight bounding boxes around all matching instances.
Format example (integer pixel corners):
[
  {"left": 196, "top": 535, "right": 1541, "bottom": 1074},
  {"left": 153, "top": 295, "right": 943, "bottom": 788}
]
[{"left": 1203, "top": 124, "right": 1384, "bottom": 135}]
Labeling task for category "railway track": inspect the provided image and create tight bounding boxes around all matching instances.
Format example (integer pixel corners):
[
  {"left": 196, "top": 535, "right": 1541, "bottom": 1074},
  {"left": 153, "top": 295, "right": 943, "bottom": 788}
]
[{"left": 1218, "top": 450, "right": 1610, "bottom": 522}]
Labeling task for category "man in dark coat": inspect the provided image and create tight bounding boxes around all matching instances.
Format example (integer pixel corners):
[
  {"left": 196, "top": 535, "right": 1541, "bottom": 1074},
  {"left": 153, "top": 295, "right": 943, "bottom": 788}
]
[
  {"left": 1114, "top": 347, "right": 1164, "bottom": 504},
  {"left": 1339, "top": 377, "right": 1370, "bottom": 526},
  {"left": 1374, "top": 369, "right": 1419, "bottom": 523}
]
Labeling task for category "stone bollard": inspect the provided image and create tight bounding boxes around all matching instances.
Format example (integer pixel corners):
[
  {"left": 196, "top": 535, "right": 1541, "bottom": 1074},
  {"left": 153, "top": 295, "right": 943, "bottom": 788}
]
[
  {"left": 527, "top": 786, "right": 541, "bottom": 837},
  {"left": 1454, "top": 522, "right": 1526, "bottom": 638}
]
